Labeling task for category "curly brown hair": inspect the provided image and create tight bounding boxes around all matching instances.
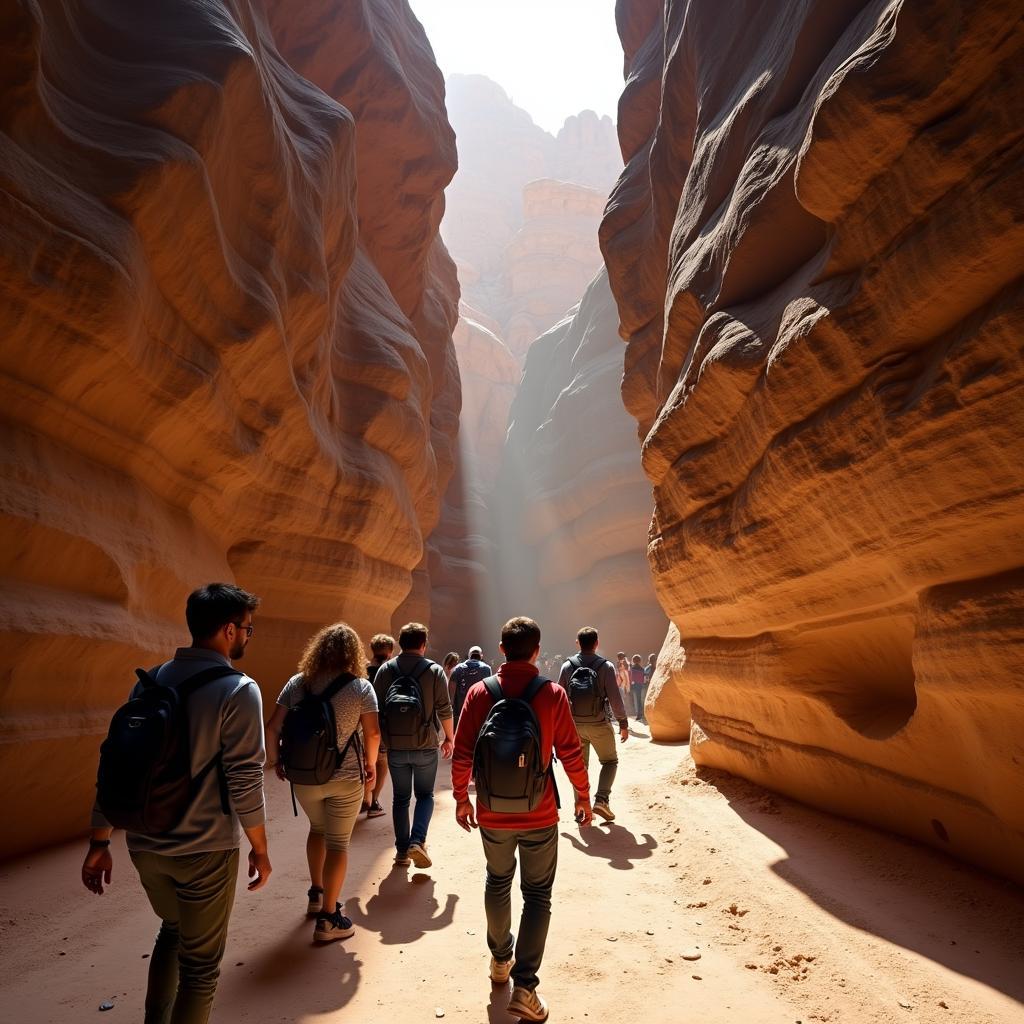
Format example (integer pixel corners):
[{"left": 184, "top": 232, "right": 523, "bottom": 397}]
[{"left": 297, "top": 622, "right": 366, "bottom": 681}]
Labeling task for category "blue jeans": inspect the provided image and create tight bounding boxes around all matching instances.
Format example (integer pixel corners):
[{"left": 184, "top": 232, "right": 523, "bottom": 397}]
[
  {"left": 387, "top": 747, "right": 439, "bottom": 852},
  {"left": 633, "top": 683, "right": 649, "bottom": 719}
]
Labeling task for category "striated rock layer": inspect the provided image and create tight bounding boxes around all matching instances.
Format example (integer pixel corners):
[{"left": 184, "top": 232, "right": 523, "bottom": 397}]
[
  {"left": 0, "top": 0, "right": 459, "bottom": 858},
  {"left": 494, "top": 269, "right": 666, "bottom": 658},
  {"left": 604, "top": 0, "right": 1024, "bottom": 882}
]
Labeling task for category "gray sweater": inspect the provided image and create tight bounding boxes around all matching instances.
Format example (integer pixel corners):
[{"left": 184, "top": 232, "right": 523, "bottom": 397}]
[
  {"left": 92, "top": 647, "right": 266, "bottom": 855},
  {"left": 557, "top": 654, "right": 628, "bottom": 725},
  {"left": 372, "top": 652, "right": 453, "bottom": 750}
]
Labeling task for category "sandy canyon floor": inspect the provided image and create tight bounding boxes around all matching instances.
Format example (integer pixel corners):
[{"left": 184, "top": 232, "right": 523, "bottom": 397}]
[{"left": 1, "top": 729, "right": 1022, "bottom": 1024}]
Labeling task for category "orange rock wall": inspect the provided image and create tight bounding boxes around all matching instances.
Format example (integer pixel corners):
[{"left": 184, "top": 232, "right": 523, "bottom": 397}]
[
  {"left": 494, "top": 269, "right": 667, "bottom": 657},
  {"left": 0, "top": 0, "right": 459, "bottom": 858},
  {"left": 604, "top": 0, "right": 1024, "bottom": 881}
]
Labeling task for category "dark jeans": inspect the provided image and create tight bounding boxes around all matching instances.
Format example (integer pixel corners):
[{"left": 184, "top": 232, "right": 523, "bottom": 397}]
[
  {"left": 388, "top": 747, "right": 439, "bottom": 851},
  {"left": 129, "top": 848, "right": 239, "bottom": 1024},
  {"left": 481, "top": 825, "right": 558, "bottom": 992},
  {"left": 632, "top": 682, "right": 649, "bottom": 719}
]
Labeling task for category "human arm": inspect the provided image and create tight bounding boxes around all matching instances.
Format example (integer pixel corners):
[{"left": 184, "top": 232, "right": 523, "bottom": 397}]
[
  {"left": 264, "top": 703, "right": 288, "bottom": 780},
  {"left": 81, "top": 826, "right": 114, "bottom": 894},
  {"left": 601, "top": 662, "right": 630, "bottom": 741},
  {"left": 243, "top": 823, "right": 271, "bottom": 891},
  {"left": 221, "top": 680, "right": 267, "bottom": 829},
  {"left": 551, "top": 688, "right": 592, "bottom": 824},
  {"left": 360, "top": 711, "right": 380, "bottom": 786},
  {"left": 452, "top": 686, "right": 482, "bottom": 828},
  {"left": 433, "top": 666, "right": 455, "bottom": 757}
]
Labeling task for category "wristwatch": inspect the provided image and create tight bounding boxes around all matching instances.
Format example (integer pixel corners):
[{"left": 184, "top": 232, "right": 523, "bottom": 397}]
[{"left": 88, "top": 838, "right": 111, "bottom": 848}]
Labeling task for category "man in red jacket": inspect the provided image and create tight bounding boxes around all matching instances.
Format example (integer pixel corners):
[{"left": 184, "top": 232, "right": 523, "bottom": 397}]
[{"left": 453, "top": 616, "right": 592, "bottom": 1023}]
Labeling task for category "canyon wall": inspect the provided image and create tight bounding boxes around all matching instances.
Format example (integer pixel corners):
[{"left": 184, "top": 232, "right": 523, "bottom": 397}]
[
  {"left": 604, "top": 0, "right": 1024, "bottom": 882},
  {"left": 0, "top": 0, "right": 459, "bottom": 857},
  {"left": 494, "top": 269, "right": 666, "bottom": 658}
]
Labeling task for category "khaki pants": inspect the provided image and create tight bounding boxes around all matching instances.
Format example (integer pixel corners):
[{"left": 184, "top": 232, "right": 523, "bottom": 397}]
[
  {"left": 575, "top": 719, "right": 618, "bottom": 804},
  {"left": 130, "top": 848, "right": 239, "bottom": 1024},
  {"left": 294, "top": 777, "right": 364, "bottom": 851}
]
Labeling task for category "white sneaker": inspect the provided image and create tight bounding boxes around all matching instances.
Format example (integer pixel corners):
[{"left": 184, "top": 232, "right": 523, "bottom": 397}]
[
  {"left": 408, "top": 842, "right": 432, "bottom": 868},
  {"left": 507, "top": 986, "right": 549, "bottom": 1022},
  {"left": 490, "top": 955, "right": 515, "bottom": 984}
]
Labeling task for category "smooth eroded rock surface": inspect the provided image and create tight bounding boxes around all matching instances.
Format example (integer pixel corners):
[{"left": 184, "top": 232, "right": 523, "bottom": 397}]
[
  {"left": 605, "top": 0, "right": 1024, "bottom": 881},
  {"left": 0, "top": 0, "right": 458, "bottom": 857}
]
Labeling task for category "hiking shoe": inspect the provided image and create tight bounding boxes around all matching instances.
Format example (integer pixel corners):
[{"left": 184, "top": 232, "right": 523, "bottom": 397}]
[
  {"left": 593, "top": 800, "right": 615, "bottom": 821},
  {"left": 490, "top": 955, "right": 515, "bottom": 984},
  {"left": 394, "top": 850, "right": 412, "bottom": 867},
  {"left": 306, "top": 885, "right": 324, "bottom": 915},
  {"left": 507, "top": 986, "right": 549, "bottom": 1022},
  {"left": 367, "top": 799, "right": 386, "bottom": 818},
  {"left": 408, "top": 842, "right": 432, "bottom": 868},
  {"left": 314, "top": 906, "right": 354, "bottom": 942}
]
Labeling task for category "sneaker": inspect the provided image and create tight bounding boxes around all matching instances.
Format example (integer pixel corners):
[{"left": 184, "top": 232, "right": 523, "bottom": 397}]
[
  {"left": 489, "top": 955, "right": 515, "bottom": 984},
  {"left": 314, "top": 905, "right": 354, "bottom": 942},
  {"left": 507, "top": 986, "right": 549, "bottom": 1022},
  {"left": 593, "top": 800, "right": 615, "bottom": 821},
  {"left": 306, "top": 885, "right": 323, "bottom": 915},
  {"left": 367, "top": 799, "right": 386, "bottom": 818},
  {"left": 408, "top": 842, "right": 432, "bottom": 869},
  {"left": 394, "top": 851, "right": 412, "bottom": 867}
]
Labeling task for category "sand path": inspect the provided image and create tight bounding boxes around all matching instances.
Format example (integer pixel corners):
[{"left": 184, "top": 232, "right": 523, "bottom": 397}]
[{"left": 2, "top": 728, "right": 1022, "bottom": 1023}]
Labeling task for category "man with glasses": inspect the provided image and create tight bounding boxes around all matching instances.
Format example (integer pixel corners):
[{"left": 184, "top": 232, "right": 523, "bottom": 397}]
[{"left": 82, "top": 582, "right": 271, "bottom": 1024}]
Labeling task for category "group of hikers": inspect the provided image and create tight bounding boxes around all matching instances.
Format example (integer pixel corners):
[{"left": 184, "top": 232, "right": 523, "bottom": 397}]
[{"left": 81, "top": 582, "right": 651, "bottom": 1024}]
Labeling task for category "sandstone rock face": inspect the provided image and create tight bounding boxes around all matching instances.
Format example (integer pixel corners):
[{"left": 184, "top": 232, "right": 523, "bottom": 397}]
[
  {"left": 0, "top": 0, "right": 458, "bottom": 858},
  {"left": 605, "top": 0, "right": 1024, "bottom": 882},
  {"left": 494, "top": 269, "right": 666, "bottom": 657}
]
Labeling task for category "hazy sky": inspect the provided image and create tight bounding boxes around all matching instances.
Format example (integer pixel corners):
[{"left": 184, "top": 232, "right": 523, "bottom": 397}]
[{"left": 409, "top": 0, "right": 623, "bottom": 134}]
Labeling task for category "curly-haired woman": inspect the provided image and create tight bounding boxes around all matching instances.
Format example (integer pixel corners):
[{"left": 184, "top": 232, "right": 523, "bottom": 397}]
[{"left": 265, "top": 622, "right": 381, "bottom": 942}]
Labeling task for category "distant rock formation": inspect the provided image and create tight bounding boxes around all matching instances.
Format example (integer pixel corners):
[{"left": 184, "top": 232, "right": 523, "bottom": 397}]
[
  {"left": 0, "top": 0, "right": 458, "bottom": 858},
  {"left": 443, "top": 74, "right": 620, "bottom": 359},
  {"left": 494, "top": 269, "right": 666, "bottom": 657},
  {"left": 604, "top": 0, "right": 1024, "bottom": 882}
]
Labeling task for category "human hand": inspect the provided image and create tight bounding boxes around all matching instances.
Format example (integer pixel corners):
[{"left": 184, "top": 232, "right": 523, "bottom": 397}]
[
  {"left": 574, "top": 798, "right": 593, "bottom": 827},
  {"left": 440, "top": 738, "right": 454, "bottom": 760},
  {"left": 620, "top": 726, "right": 629, "bottom": 743},
  {"left": 273, "top": 762, "right": 287, "bottom": 781},
  {"left": 247, "top": 848, "right": 272, "bottom": 891},
  {"left": 363, "top": 760, "right": 376, "bottom": 787},
  {"left": 81, "top": 845, "right": 113, "bottom": 894},
  {"left": 455, "top": 798, "right": 477, "bottom": 832}
]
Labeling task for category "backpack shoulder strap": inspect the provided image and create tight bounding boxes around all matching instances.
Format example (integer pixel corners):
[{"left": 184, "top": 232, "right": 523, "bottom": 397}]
[
  {"left": 523, "top": 675, "right": 549, "bottom": 703},
  {"left": 321, "top": 672, "right": 356, "bottom": 701},
  {"left": 176, "top": 665, "right": 243, "bottom": 698},
  {"left": 568, "top": 656, "right": 582, "bottom": 672},
  {"left": 483, "top": 676, "right": 503, "bottom": 703}
]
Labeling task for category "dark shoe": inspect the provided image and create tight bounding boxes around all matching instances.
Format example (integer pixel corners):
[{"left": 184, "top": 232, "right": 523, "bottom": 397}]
[
  {"left": 306, "top": 885, "right": 324, "bottom": 915},
  {"left": 367, "top": 799, "right": 386, "bottom": 818},
  {"left": 314, "top": 904, "right": 354, "bottom": 942}
]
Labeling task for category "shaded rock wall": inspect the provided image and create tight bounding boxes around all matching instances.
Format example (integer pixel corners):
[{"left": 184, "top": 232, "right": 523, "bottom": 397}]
[
  {"left": 495, "top": 269, "right": 666, "bottom": 657},
  {"left": 604, "top": 0, "right": 1024, "bottom": 881},
  {"left": 0, "top": 0, "right": 458, "bottom": 857}
]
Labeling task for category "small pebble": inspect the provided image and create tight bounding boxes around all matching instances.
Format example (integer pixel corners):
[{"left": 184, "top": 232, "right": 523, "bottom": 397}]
[
  {"left": 435, "top": 1009, "right": 445, "bottom": 1019},
  {"left": 99, "top": 1001, "right": 114, "bottom": 1012},
  {"left": 646, "top": 929, "right": 655, "bottom": 936},
  {"left": 938, "top": 1001, "right": 949, "bottom": 1010},
  {"left": 681, "top": 950, "right": 701, "bottom": 962},
  {"left": 59, "top": 951, "right": 66, "bottom": 956},
  {"left": 607, "top": 936, "right": 618, "bottom": 942},
  {"left": 691, "top": 974, "right": 702, "bottom": 981},
  {"left": 898, "top": 1001, "right": 913, "bottom": 1010}
]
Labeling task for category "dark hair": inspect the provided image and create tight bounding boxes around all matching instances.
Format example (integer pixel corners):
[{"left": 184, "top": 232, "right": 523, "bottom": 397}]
[
  {"left": 370, "top": 633, "right": 395, "bottom": 656},
  {"left": 399, "top": 622, "right": 428, "bottom": 650},
  {"left": 185, "top": 583, "right": 259, "bottom": 641},
  {"left": 631, "top": 653, "right": 642, "bottom": 665},
  {"left": 617, "top": 651, "right": 626, "bottom": 661},
  {"left": 501, "top": 616, "right": 541, "bottom": 662},
  {"left": 577, "top": 626, "right": 598, "bottom": 652},
  {"left": 443, "top": 651, "right": 460, "bottom": 670}
]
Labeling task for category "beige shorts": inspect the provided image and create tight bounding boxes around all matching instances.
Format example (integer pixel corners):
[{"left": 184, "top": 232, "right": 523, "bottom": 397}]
[{"left": 293, "top": 777, "right": 364, "bottom": 852}]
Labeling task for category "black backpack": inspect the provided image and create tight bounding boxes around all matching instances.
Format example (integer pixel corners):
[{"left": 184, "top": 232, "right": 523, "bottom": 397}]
[
  {"left": 473, "top": 675, "right": 559, "bottom": 814},
  {"left": 454, "top": 659, "right": 488, "bottom": 716},
  {"left": 567, "top": 656, "right": 606, "bottom": 721},
  {"left": 96, "top": 664, "right": 240, "bottom": 835},
  {"left": 279, "top": 674, "right": 362, "bottom": 786},
  {"left": 380, "top": 657, "right": 432, "bottom": 746}
]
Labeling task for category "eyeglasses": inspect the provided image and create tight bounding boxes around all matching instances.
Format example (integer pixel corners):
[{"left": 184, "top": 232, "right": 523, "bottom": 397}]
[{"left": 232, "top": 622, "right": 255, "bottom": 637}]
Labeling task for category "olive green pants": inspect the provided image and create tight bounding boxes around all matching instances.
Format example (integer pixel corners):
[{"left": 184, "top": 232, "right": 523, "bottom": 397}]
[
  {"left": 130, "top": 848, "right": 239, "bottom": 1024},
  {"left": 575, "top": 719, "right": 618, "bottom": 804}
]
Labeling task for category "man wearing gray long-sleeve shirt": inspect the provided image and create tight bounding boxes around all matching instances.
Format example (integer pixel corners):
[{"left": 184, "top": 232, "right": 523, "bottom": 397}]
[
  {"left": 557, "top": 626, "right": 629, "bottom": 823},
  {"left": 82, "top": 583, "right": 271, "bottom": 1024}
]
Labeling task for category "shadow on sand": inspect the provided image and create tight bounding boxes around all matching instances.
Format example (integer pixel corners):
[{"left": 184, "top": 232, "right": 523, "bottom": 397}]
[
  {"left": 697, "top": 765, "right": 1024, "bottom": 1004},
  {"left": 560, "top": 821, "right": 657, "bottom": 869},
  {"left": 348, "top": 866, "right": 458, "bottom": 944}
]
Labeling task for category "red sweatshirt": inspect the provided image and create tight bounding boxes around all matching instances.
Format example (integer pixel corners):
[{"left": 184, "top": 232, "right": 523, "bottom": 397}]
[{"left": 452, "top": 660, "right": 590, "bottom": 830}]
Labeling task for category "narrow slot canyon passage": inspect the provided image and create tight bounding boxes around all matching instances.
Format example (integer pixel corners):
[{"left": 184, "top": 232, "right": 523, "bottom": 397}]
[{"left": 1, "top": 1, "right": 1023, "bottom": 1023}]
